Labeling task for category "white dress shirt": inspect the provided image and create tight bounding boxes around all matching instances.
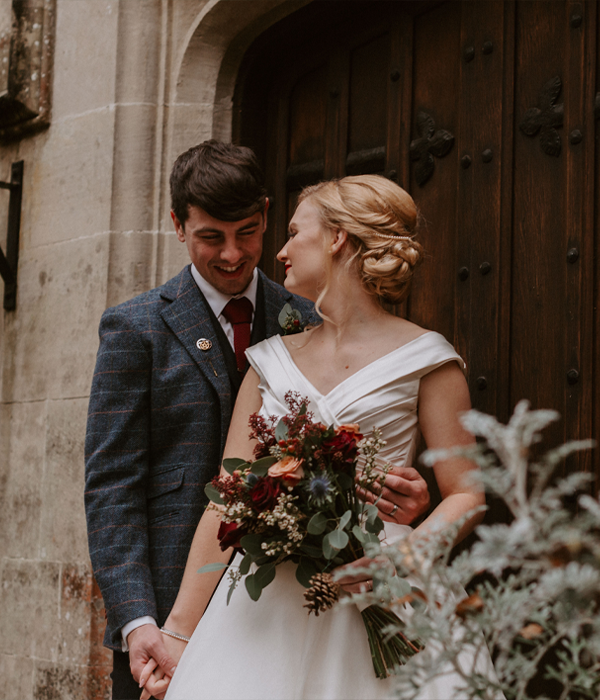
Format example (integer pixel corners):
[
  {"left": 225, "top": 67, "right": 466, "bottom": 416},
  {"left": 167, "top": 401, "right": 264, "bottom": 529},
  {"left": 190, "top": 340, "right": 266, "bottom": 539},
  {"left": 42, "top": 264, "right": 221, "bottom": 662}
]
[{"left": 121, "top": 264, "right": 259, "bottom": 650}]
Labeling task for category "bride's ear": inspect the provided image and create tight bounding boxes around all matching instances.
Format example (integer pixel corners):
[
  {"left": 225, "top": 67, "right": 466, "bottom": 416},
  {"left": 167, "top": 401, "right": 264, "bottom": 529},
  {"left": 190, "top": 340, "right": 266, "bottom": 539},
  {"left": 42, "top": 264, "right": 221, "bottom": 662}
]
[{"left": 329, "top": 229, "right": 349, "bottom": 256}]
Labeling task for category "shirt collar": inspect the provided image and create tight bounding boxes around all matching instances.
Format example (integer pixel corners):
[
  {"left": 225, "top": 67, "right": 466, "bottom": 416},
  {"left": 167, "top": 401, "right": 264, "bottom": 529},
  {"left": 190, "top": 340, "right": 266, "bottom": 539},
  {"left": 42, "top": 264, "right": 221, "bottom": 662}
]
[{"left": 191, "top": 264, "right": 258, "bottom": 319}]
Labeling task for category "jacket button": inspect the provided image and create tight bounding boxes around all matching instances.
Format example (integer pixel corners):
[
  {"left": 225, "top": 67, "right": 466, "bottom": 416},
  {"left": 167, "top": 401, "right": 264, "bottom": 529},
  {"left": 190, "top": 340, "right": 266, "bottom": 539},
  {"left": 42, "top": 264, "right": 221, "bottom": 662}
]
[{"left": 196, "top": 338, "right": 212, "bottom": 351}]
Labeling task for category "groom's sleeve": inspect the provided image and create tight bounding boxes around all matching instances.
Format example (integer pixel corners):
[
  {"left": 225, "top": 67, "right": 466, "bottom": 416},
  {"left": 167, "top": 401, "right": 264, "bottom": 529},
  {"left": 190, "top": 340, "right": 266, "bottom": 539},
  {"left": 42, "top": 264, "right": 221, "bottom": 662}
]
[{"left": 84, "top": 305, "right": 158, "bottom": 649}]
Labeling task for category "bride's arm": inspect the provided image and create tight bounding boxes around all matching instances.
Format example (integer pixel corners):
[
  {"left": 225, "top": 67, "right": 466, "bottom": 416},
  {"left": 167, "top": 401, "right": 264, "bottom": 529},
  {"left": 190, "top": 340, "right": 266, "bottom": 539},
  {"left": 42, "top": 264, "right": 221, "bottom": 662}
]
[
  {"left": 140, "top": 369, "right": 263, "bottom": 696},
  {"left": 165, "top": 368, "right": 263, "bottom": 636},
  {"left": 412, "top": 360, "right": 484, "bottom": 543}
]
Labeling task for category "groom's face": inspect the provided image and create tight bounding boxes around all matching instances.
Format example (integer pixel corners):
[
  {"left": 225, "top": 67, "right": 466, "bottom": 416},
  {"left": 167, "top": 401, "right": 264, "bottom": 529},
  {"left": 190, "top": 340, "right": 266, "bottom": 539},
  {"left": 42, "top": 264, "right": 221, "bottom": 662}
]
[{"left": 172, "top": 204, "right": 267, "bottom": 295}]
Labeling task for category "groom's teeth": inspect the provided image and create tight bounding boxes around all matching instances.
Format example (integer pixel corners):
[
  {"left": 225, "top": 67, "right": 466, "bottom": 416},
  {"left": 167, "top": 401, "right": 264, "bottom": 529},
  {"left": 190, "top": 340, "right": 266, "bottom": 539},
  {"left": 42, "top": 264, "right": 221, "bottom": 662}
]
[{"left": 218, "top": 265, "right": 241, "bottom": 272}]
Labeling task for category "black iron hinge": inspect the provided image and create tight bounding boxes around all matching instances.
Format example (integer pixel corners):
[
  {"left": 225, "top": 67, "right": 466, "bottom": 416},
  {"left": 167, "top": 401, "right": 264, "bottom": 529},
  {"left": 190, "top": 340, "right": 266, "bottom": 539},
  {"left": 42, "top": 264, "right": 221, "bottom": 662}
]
[{"left": 0, "top": 160, "right": 24, "bottom": 311}]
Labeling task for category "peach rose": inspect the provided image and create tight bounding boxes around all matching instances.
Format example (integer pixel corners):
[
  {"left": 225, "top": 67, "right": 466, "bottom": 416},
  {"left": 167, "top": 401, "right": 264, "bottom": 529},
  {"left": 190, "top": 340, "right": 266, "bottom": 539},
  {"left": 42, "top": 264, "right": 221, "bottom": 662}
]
[
  {"left": 268, "top": 455, "right": 305, "bottom": 482},
  {"left": 335, "top": 424, "right": 361, "bottom": 436}
]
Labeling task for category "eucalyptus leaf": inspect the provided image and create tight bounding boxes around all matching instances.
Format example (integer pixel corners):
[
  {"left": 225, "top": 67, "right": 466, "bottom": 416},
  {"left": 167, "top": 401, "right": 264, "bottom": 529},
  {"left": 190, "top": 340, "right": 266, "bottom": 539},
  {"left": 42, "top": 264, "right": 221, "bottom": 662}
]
[
  {"left": 322, "top": 535, "right": 336, "bottom": 560},
  {"left": 307, "top": 512, "right": 328, "bottom": 535},
  {"left": 365, "top": 516, "right": 384, "bottom": 535},
  {"left": 250, "top": 456, "right": 277, "bottom": 476},
  {"left": 362, "top": 532, "right": 380, "bottom": 546},
  {"left": 300, "top": 544, "right": 323, "bottom": 558},
  {"left": 278, "top": 303, "right": 293, "bottom": 326},
  {"left": 222, "top": 457, "right": 248, "bottom": 475},
  {"left": 275, "top": 418, "right": 288, "bottom": 442},
  {"left": 204, "top": 483, "right": 223, "bottom": 505},
  {"left": 296, "top": 558, "right": 319, "bottom": 588},
  {"left": 352, "top": 525, "right": 367, "bottom": 543},
  {"left": 239, "top": 553, "right": 252, "bottom": 576},
  {"left": 226, "top": 579, "right": 237, "bottom": 605},
  {"left": 255, "top": 562, "right": 276, "bottom": 589},
  {"left": 327, "top": 529, "right": 349, "bottom": 550},
  {"left": 197, "top": 562, "right": 229, "bottom": 574},
  {"left": 337, "top": 473, "right": 354, "bottom": 491},
  {"left": 364, "top": 503, "right": 379, "bottom": 523},
  {"left": 240, "top": 534, "right": 264, "bottom": 556},
  {"left": 339, "top": 510, "right": 352, "bottom": 530},
  {"left": 245, "top": 573, "right": 262, "bottom": 601}
]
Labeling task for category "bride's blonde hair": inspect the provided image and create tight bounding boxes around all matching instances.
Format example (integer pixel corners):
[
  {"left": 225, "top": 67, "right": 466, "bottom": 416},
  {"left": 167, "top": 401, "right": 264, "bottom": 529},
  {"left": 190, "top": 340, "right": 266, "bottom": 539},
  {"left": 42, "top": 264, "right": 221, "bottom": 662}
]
[{"left": 298, "top": 175, "right": 424, "bottom": 306}]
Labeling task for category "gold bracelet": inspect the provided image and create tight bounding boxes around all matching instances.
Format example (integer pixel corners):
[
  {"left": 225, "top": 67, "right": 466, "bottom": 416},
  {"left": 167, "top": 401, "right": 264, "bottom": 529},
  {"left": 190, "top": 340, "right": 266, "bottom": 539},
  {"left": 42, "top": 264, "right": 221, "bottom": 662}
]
[{"left": 160, "top": 627, "right": 190, "bottom": 643}]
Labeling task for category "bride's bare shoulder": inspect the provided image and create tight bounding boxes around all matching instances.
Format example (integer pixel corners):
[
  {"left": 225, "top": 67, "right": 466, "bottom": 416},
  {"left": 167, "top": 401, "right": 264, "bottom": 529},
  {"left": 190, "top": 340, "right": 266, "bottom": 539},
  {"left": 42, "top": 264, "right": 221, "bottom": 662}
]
[
  {"left": 280, "top": 325, "right": 320, "bottom": 351},
  {"left": 387, "top": 316, "right": 431, "bottom": 346}
]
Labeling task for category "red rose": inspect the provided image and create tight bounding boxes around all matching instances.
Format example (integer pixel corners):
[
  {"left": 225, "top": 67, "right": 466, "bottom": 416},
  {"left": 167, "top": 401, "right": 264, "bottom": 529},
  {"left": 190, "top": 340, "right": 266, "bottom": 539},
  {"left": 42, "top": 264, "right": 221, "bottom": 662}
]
[
  {"left": 321, "top": 425, "right": 363, "bottom": 471},
  {"left": 217, "top": 521, "right": 245, "bottom": 551},
  {"left": 248, "top": 476, "right": 281, "bottom": 512}
]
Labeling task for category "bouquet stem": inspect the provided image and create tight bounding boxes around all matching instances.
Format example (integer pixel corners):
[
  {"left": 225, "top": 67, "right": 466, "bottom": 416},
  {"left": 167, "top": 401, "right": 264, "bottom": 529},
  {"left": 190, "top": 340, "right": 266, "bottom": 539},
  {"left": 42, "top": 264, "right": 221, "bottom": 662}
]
[{"left": 360, "top": 605, "right": 424, "bottom": 679}]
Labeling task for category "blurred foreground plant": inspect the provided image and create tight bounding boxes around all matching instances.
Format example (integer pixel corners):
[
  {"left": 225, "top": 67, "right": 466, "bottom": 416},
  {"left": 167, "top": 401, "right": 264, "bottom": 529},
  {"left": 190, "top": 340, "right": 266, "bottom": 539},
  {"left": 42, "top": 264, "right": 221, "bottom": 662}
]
[{"left": 338, "top": 401, "right": 599, "bottom": 700}]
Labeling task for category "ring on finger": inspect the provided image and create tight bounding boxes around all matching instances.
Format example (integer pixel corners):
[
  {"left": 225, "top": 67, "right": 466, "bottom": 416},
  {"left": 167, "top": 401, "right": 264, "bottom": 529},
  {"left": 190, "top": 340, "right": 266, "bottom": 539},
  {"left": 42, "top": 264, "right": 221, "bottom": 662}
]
[{"left": 390, "top": 503, "right": 399, "bottom": 517}]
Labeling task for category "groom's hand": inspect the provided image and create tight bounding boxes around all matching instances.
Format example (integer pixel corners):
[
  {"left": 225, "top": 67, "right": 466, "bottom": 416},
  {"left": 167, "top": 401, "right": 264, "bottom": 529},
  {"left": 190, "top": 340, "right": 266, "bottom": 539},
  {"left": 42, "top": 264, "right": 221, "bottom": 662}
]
[
  {"left": 128, "top": 624, "right": 177, "bottom": 686},
  {"left": 358, "top": 466, "right": 430, "bottom": 525}
]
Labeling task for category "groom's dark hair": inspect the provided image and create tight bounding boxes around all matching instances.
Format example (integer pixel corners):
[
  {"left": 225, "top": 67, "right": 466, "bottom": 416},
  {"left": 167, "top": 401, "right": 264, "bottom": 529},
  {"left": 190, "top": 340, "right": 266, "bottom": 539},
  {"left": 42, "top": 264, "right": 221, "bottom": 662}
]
[{"left": 170, "top": 140, "right": 267, "bottom": 224}]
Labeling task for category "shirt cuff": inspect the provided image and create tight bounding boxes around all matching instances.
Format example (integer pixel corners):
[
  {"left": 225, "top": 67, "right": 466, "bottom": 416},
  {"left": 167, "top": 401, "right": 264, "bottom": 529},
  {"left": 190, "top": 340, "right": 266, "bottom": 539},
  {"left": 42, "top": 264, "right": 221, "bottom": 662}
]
[{"left": 121, "top": 616, "right": 158, "bottom": 652}]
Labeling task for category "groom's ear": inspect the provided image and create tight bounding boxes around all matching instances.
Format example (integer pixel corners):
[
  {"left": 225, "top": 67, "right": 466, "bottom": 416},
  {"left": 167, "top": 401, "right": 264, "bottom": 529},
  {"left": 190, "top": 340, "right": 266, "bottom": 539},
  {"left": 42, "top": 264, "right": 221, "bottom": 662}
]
[{"left": 330, "top": 228, "right": 349, "bottom": 256}]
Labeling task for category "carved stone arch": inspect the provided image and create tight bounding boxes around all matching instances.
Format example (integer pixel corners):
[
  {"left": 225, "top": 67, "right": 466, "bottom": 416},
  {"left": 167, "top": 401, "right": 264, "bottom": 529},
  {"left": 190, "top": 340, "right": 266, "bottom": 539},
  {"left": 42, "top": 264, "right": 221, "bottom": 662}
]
[{"left": 168, "top": 0, "right": 311, "bottom": 158}]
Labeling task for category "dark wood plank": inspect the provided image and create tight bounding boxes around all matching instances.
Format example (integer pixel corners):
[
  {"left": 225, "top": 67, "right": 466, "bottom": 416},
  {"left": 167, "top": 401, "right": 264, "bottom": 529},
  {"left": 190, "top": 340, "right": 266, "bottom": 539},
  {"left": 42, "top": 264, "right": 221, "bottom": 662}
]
[
  {"left": 406, "top": 1, "right": 462, "bottom": 345},
  {"left": 454, "top": 0, "right": 506, "bottom": 418}
]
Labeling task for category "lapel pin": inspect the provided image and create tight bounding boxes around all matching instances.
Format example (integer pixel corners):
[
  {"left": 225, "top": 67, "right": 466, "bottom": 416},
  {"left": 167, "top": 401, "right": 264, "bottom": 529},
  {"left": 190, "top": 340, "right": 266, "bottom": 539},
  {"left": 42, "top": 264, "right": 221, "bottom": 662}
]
[{"left": 196, "top": 338, "right": 212, "bottom": 351}]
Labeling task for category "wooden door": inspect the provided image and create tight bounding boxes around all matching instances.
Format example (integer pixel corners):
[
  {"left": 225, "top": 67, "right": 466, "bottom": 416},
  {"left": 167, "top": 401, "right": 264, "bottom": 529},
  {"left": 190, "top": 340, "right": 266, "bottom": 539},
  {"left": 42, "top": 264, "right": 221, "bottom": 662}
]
[{"left": 234, "top": 0, "right": 598, "bottom": 486}]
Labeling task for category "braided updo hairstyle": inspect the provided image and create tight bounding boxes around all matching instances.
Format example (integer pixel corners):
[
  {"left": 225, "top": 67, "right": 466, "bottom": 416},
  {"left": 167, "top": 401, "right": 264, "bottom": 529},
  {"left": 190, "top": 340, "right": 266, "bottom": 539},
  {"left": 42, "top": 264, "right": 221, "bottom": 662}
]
[{"left": 298, "top": 174, "right": 423, "bottom": 305}]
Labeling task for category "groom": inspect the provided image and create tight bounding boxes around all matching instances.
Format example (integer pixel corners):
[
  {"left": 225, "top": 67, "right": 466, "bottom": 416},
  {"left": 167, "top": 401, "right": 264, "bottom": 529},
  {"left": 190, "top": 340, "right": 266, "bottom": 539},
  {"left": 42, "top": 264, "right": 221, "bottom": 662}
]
[{"left": 85, "top": 140, "right": 431, "bottom": 699}]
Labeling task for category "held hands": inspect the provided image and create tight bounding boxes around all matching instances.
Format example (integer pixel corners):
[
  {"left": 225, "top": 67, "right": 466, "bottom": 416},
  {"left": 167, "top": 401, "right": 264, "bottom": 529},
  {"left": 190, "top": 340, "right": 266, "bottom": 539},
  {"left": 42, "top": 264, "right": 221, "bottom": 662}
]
[
  {"left": 126, "top": 624, "right": 178, "bottom": 700},
  {"left": 357, "top": 465, "right": 430, "bottom": 525},
  {"left": 138, "top": 631, "right": 187, "bottom": 700}
]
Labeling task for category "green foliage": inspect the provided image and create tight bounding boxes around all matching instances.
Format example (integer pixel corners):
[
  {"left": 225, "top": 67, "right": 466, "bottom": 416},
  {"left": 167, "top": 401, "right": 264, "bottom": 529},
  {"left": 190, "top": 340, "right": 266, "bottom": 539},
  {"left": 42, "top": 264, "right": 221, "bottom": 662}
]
[{"left": 347, "top": 401, "right": 599, "bottom": 700}]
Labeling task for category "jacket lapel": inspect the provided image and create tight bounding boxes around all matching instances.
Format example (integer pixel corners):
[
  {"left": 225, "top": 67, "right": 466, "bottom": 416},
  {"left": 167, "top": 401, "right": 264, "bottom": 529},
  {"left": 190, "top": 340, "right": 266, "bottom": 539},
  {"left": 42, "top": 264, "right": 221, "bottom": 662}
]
[
  {"left": 160, "top": 268, "right": 233, "bottom": 447},
  {"left": 259, "top": 269, "right": 295, "bottom": 339}
]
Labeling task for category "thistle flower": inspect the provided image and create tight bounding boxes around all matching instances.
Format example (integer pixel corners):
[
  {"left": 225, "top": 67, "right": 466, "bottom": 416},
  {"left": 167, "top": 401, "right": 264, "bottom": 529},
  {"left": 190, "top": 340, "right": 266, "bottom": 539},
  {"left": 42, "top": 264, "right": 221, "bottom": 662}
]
[{"left": 307, "top": 473, "right": 334, "bottom": 505}]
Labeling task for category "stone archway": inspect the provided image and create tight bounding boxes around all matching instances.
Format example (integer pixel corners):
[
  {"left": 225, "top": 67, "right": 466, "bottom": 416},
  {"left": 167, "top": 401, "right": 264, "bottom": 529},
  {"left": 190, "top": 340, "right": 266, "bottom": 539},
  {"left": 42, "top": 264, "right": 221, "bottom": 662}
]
[{"left": 168, "top": 0, "right": 311, "bottom": 158}]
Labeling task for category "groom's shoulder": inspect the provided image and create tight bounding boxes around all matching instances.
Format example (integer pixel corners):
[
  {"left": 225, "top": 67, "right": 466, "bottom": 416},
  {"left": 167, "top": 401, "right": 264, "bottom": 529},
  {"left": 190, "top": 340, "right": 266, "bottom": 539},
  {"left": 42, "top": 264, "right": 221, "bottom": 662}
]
[
  {"left": 98, "top": 266, "right": 191, "bottom": 332},
  {"left": 260, "top": 271, "right": 315, "bottom": 318}
]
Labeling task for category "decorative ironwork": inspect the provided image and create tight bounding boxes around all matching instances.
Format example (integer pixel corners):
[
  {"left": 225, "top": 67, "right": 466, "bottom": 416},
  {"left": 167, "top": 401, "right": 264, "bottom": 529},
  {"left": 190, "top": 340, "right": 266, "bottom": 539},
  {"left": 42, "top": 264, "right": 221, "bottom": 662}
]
[
  {"left": 0, "top": 160, "right": 24, "bottom": 310},
  {"left": 519, "top": 76, "right": 564, "bottom": 157},
  {"left": 410, "top": 111, "right": 455, "bottom": 186}
]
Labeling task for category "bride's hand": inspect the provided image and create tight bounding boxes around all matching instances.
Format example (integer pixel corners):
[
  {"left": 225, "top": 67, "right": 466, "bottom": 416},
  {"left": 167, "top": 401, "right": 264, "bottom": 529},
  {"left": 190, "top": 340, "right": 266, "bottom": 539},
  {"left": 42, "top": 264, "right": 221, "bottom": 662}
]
[
  {"left": 139, "top": 633, "right": 187, "bottom": 699},
  {"left": 140, "top": 665, "right": 170, "bottom": 700},
  {"left": 333, "top": 555, "right": 389, "bottom": 595},
  {"left": 357, "top": 466, "right": 430, "bottom": 525}
]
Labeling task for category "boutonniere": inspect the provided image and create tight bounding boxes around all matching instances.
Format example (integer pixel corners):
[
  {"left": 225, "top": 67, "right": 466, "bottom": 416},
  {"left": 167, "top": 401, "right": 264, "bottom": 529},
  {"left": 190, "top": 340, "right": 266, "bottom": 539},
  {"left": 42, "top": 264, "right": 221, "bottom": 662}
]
[{"left": 278, "top": 303, "right": 305, "bottom": 335}]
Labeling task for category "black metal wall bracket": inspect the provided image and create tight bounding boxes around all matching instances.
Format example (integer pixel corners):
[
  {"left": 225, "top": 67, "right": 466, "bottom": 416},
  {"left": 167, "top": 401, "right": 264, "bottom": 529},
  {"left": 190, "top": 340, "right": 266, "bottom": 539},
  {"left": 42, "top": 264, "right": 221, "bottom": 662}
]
[{"left": 0, "top": 161, "right": 24, "bottom": 311}]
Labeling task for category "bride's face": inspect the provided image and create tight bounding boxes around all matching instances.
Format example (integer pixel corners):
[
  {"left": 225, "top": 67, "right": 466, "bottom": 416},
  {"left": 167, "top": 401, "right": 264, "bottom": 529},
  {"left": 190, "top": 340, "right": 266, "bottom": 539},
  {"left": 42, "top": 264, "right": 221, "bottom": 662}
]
[{"left": 277, "top": 199, "right": 331, "bottom": 301}]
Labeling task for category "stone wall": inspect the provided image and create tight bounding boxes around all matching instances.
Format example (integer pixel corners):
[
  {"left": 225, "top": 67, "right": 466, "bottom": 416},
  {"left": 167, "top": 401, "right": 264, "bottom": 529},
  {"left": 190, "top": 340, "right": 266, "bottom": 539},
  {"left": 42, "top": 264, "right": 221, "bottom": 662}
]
[{"left": 0, "top": 0, "right": 306, "bottom": 696}]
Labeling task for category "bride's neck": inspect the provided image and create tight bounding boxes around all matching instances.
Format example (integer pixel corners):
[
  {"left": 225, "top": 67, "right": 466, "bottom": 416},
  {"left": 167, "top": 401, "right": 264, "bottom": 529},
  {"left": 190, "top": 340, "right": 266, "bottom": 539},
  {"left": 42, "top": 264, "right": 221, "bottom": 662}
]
[{"left": 316, "top": 280, "right": 387, "bottom": 342}]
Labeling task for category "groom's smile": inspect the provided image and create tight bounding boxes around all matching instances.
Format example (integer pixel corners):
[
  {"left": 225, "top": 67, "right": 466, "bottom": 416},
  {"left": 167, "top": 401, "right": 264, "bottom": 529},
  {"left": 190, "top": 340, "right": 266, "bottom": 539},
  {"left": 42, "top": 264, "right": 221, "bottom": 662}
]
[{"left": 172, "top": 204, "right": 267, "bottom": 295}]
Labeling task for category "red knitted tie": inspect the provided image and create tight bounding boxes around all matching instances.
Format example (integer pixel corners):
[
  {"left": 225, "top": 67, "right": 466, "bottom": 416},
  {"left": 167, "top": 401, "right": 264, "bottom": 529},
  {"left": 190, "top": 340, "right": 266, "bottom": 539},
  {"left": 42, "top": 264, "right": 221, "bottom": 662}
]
[{"left": 222, "top": 297, "right": 254, "bottom": 372}]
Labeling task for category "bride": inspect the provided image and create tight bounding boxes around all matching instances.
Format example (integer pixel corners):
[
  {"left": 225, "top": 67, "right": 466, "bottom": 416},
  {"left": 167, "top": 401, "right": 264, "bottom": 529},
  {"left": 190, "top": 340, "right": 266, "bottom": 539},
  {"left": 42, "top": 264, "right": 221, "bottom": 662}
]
[{"left": 141, "top": 175, "right": 490, "bottom": 699}]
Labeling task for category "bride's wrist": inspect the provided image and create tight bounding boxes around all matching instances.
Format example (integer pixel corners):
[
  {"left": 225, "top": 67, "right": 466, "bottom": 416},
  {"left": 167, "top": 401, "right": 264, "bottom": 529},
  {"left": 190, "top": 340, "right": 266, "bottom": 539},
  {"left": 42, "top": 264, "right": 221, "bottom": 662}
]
[{"left": 164, "top": 611, "right": 196, "bottom": 639}]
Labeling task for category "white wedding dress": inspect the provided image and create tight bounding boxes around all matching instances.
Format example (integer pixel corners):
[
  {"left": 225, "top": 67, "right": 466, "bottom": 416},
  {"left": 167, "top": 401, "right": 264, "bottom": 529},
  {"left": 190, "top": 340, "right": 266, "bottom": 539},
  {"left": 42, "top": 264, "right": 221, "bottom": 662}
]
[{"left": 165, "top": 332, "right": 498, "bottom": 700}]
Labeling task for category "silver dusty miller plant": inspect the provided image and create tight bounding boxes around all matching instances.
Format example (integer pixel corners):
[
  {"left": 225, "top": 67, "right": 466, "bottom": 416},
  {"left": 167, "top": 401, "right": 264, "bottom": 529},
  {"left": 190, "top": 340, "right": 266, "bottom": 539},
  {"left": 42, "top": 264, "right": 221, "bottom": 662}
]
[{"left": 339, "top": 401, "right": 599, "bottom": 700}]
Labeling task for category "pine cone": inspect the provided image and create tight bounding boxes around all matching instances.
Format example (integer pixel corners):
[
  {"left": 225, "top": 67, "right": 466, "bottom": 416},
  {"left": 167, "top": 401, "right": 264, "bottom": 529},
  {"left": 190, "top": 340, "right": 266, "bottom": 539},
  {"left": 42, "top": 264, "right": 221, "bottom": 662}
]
[{"left": 303, "top": 573, "right": 341, "bottom": 616}]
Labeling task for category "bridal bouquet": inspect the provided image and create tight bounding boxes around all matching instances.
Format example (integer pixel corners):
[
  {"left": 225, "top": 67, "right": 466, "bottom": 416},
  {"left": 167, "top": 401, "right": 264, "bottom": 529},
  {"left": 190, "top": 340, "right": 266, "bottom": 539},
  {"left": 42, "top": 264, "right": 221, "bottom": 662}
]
[{"left": 201, "top": 392, "right": 423, "bottom": 678}]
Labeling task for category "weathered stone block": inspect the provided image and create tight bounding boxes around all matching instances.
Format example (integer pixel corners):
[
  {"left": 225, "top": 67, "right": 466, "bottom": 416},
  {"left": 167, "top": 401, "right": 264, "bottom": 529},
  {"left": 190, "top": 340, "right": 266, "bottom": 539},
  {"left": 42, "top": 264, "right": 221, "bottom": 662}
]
[
  {"left": 33, "top": 660, "right": 86, "bottom": 700},
  {"left": 2, "top": 233, "right": 109, "bottom": 402},
  {"left": 57, "top": 563, "right": 93, "bottom": 666},
  {"left": 19, "top": 108, "right": 115, "bottom": 249},
  {"left": 0, "top": 652, "right": 34, "bottom": 700},
  {"left": 0, "top": 400, "right": 45, "bottom": 559},
  {"left": 0, "top": 558, "right": 60, "bottom": 659},
  {"left": 52, "top": 0, "right": 118, "bottom": 120},
  {"left": 39, "top": 397, "right": 89, "bottom": 562}
]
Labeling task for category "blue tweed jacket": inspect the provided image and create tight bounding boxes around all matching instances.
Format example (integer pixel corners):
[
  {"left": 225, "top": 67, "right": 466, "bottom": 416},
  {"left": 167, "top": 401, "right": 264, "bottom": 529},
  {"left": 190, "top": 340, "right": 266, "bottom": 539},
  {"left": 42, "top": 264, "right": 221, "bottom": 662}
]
[{"left": 84, "top": 266, "right": 314, "bottom": 649}]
